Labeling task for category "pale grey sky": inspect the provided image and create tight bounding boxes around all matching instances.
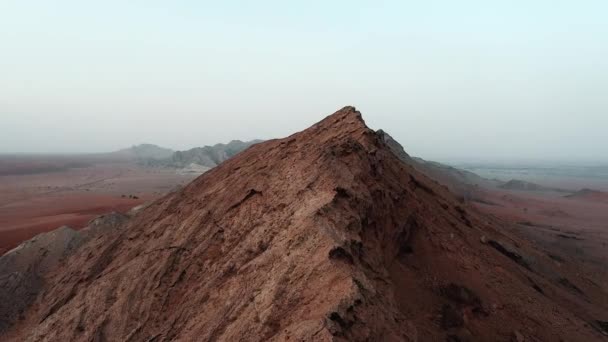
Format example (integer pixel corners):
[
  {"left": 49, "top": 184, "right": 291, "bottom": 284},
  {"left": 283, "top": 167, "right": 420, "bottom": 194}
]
[{"left": 1, "top": 1, "right": 607, "bottom": 162}]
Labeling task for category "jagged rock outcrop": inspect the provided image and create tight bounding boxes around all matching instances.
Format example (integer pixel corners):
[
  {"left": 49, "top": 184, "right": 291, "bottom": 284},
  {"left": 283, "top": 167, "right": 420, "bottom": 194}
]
[{"left": 3, "top": 107, "right": 607, "bottom": 341}]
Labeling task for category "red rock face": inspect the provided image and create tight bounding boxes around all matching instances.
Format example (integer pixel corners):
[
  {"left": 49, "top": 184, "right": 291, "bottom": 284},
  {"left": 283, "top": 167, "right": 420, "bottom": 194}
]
[{"left": 4, "top": 107, "right": 608, "bottom": 341}]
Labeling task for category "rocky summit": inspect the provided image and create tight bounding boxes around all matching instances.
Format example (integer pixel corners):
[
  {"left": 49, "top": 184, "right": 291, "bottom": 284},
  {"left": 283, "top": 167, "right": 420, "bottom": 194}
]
[{"left": 3, "top": 107, "right": 607, "bottom": 341}]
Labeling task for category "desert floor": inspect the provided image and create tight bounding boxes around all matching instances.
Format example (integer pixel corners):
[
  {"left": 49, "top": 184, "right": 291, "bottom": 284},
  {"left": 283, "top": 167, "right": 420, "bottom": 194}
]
[{"left": 0, "top": 157, "right": 197, "bottom": 255}]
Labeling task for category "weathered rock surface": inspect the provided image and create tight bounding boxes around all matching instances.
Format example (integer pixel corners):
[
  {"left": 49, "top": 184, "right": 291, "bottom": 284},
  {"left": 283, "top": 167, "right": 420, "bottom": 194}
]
[{"left": 3, "top": 107, "right": 607, "bottom": 341}]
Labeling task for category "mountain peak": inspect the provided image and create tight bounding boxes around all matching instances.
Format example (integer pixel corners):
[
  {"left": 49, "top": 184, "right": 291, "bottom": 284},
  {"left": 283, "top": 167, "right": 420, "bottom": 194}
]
[{"left": 314, "top": 105, "right": 365, "bottom": 131}]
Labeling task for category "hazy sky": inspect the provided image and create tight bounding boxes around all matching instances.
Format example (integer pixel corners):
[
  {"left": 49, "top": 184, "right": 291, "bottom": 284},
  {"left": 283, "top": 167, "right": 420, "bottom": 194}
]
[{"left": 1, "top": 1, "right": 607, "bottom": 162}]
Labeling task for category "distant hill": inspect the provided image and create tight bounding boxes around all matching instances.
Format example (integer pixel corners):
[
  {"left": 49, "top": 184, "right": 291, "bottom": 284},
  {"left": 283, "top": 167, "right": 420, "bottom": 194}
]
[
  {"left": 499, "top": 179, "right": 571, "bottom": 193},
  {"left": 565, "top": 188, "right": 608, "bottom": 202},
  {"left": 499, "top": 179, "right": 547, "bottom": 191},
  {"left": 166, "top": 140, "right": 262, "bottom": 169},
  {"left": 112, "top": 144, "right": 174, "bottom": 161}
]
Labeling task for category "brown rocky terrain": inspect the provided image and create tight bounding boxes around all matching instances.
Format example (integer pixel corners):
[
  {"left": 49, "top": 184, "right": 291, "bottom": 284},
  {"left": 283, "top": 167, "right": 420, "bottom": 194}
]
[{"left": 2, "top": 107, "right": 608, "bottom": 341}]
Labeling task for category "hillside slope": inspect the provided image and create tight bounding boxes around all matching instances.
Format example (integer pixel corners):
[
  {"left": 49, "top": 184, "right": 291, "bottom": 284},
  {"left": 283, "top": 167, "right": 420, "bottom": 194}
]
[{"left": 377, "top": 130, "right": 499, "bottom": 197}]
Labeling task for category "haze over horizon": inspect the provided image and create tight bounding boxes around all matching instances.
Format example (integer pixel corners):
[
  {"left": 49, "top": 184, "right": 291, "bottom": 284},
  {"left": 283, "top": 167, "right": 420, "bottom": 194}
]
[{"left": 2, "top": 1, "right": 607, "bottom": 163}]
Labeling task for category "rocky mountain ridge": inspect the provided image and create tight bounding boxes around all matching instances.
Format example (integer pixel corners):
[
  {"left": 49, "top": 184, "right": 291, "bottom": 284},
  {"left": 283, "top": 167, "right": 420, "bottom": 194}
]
[{"left": 3, "top": 107, "right": 607, "bottom": 341}]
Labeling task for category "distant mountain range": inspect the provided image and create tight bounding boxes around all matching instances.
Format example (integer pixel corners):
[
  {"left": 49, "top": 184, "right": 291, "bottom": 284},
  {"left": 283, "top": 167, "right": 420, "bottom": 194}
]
[
  {"left": 125, "top": 140, "right": 262, "bottom": 171},
  {"left": 168, "top": 140, "right": 263, "bottom": 168}
]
